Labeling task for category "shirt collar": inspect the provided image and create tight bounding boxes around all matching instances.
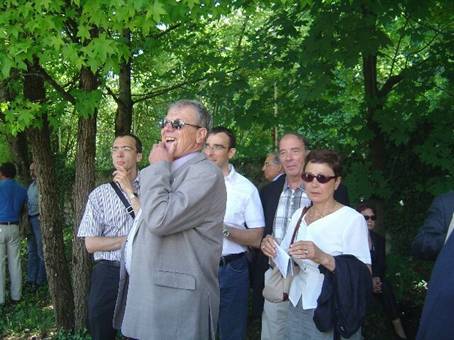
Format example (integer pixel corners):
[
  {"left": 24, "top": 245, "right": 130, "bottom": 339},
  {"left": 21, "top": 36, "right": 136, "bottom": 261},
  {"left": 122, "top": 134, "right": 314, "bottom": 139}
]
[
  {"left": 225, "top": 164, "right": 236, "bottom": 182},
  {"left": 284, "top": 177, "right": 304, "bottom": 191},
  {"left": 171, "top": 152, "right": 199, "bottom": 172}
]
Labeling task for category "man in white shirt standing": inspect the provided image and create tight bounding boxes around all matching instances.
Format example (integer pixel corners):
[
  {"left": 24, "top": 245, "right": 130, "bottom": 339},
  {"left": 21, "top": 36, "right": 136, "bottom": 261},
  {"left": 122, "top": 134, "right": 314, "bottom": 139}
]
[{"left": 205, "top": 127, "right": 265, "bottom": 340}]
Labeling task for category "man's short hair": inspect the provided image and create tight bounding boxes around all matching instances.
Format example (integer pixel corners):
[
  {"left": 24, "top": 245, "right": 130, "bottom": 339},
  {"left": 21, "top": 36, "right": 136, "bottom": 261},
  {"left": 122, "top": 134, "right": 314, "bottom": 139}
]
[
  {"left": 209, "top": 126, "right": 236, "bottom": 149},
  {"left": 116, "top": 133, "right": 143, "bottom": 153},
  {"left": 279, "top": 132, "right": 309, "bottom": 148},
  {"left": 168, "top": 99, "right": 212, "bottom": 130},
  {"left": 0, "top": 162, "right": 17, "bottom": 178}
]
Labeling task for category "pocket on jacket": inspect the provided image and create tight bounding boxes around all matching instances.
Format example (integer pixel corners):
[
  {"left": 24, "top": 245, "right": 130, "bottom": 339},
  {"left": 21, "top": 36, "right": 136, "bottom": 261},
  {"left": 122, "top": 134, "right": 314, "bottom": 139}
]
[{"left": 153, "top": 270, "right": 196, "bottom": 290}]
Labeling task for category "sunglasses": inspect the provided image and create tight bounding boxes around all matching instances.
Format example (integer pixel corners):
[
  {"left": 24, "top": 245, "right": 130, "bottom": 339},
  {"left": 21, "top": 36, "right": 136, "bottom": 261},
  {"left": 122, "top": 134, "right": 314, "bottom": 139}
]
[
  {"left": 160, "top": 119, "right": 201, "bottom": 130},
  {"left": 363, "top": 215, "right": 377, "bottom": 221},
  {"left": 301, "top": 173, "right": 337, "bottom": 184}
]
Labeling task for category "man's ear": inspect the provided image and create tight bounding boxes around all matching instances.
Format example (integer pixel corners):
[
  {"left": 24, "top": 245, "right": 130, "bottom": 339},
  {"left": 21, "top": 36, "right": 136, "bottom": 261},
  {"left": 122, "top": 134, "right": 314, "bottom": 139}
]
[
  {"left": 228, "top": 148, "right": 236, "bottom": 160},
  {"left": 136, "top": 152, "right": 143, "bottom": 163},
  {"left": 196, "top": 128, "right": 208, "bottom": 145}
]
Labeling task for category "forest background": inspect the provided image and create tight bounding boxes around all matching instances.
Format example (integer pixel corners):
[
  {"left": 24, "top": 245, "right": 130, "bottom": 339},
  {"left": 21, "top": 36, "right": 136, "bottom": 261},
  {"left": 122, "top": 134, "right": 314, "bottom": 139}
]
[{"left": 0, "top": 0, "right": 453, "bottom": 339}]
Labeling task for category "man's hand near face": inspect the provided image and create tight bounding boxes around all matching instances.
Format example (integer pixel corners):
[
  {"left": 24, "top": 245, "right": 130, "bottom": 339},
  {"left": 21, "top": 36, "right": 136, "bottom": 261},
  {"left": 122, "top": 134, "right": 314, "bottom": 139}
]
[{"left": 149, "top": 142, "right": 176, "bottom": 164}]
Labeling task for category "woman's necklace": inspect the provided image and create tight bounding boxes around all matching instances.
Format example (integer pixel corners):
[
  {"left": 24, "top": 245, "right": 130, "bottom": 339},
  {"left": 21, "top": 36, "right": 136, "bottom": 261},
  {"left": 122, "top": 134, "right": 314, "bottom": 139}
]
[{"left": 306, "top": 202, "right": 340, "bottom": 225}]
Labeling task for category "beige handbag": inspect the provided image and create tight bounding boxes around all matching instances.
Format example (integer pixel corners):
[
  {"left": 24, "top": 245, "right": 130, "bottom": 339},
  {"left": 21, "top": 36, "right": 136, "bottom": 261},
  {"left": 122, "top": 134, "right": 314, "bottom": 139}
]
[{"left": 262, "top": 207, "right": 308, "bottom": 303}]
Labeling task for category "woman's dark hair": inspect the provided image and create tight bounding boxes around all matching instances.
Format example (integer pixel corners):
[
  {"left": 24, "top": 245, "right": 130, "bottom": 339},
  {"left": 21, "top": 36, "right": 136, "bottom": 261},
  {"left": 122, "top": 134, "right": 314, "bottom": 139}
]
[
  {"left": 303, "top": 149, "right": 342, "bottom": 177},
  {"left": 356, "top": 201, "right": 376, "bottom": 216}
]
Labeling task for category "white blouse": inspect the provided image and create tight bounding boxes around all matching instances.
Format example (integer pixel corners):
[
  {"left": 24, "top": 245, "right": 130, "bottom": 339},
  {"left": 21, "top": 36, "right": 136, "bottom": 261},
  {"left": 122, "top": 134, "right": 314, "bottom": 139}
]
[{"left": 281, "top": 206, "right": 371, "bottom": 309}]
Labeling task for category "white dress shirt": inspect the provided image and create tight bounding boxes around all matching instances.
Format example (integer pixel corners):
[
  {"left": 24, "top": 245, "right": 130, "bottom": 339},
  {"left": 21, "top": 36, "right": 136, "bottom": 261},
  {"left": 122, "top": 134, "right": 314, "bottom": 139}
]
[{"left": 222, "top": 165, "right": 265, "bottom": 256}]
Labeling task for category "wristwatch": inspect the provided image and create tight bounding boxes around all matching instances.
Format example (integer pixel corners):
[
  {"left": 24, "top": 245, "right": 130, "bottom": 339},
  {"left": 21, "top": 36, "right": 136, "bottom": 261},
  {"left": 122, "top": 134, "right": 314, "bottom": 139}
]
[
  {"left": 127, "top": 192, "right": 138, "bottom": 200},
  {"left": 223, "top": 227, "right": 231, "bottom": 238}
]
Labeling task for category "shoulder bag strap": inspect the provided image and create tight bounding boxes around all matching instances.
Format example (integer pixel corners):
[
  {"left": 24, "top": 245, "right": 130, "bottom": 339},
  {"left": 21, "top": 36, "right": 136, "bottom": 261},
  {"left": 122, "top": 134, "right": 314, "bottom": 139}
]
[
  {"left": 291, "top": 205, "right": 310, "bottom": 243},
  {"left": 110, "top": 182, "right": 135, "bottom": 219}
]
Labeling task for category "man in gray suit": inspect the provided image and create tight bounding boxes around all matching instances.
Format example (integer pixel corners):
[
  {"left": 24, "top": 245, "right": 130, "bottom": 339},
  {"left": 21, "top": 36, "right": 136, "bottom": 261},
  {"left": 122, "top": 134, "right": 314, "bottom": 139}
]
[{"left": 114, "top": 100, "right": 227, "bottom": 340}]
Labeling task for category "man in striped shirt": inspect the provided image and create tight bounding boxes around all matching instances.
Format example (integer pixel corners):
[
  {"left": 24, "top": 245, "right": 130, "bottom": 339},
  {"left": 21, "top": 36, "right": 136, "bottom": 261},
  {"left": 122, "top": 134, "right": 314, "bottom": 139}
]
[{"left": 77, "top": 134, "right": 142, "bottom": 340}]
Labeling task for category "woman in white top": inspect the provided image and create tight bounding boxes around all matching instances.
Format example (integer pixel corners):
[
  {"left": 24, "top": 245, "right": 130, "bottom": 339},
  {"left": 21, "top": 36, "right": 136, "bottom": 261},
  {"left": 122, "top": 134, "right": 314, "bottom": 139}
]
[{"left": 261, "top": 149, "right": 371, "bottom": 340}]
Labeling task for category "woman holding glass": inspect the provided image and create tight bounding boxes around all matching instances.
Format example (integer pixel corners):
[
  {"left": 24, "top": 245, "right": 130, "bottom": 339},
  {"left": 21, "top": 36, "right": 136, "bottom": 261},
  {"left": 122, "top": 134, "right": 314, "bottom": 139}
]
[{"left": 261, "top": 149, "right": 371, "bottom": 339}]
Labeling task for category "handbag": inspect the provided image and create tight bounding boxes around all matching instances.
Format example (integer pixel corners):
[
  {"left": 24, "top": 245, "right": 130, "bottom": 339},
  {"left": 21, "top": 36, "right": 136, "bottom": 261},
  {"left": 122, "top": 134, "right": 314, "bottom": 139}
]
[{"left": 262, "top": 206, "right": 308, "bottom": 303}]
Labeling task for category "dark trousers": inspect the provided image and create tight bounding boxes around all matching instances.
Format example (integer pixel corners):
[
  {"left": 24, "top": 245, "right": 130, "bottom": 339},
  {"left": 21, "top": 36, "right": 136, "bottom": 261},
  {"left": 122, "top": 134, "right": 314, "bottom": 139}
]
[
  {"left": 374, "top": 279, "right": 400, "bottom": 320},
  {"left": 87, "top": 260, "right": 120, "bottom": 340}
]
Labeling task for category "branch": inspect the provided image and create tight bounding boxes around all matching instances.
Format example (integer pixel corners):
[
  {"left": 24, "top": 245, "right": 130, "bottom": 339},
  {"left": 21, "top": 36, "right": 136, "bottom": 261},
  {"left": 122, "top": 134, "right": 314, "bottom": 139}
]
[
  {"left": 388, "top": 17, "right": 409, "bottom": 79},
  {"left": 36, "top": 64, "right": 76, "bottom": 104},
  {"left": 105, "top": 86, "right": 120, "bottom": 105},
  {"left": 132, "top": 77, "right": 204, "bottom": 103},
  {"left": 132, "top": 67, "right": 240, "bottom": 104},
  {"left": 151, "top": 23, "right": 183, "bottom": 40},
  {"left": 378, "top": 74, "right": 403, "bottom": 98}
]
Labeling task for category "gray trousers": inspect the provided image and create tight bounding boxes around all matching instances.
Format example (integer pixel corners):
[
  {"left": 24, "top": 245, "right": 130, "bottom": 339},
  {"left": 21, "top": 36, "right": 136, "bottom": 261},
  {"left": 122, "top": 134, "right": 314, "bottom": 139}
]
[
  {"left": 288, "top": 299, "right": 362, "bottom": 340},
  {"left": 0, "top": 224, "right": 22, "bottom": 304}
]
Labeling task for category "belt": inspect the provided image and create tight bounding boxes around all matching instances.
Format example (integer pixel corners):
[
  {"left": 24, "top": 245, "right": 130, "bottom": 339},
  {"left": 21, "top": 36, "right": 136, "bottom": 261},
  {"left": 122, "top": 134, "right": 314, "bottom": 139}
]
[
  {"left": 0, "top": 221, "right": 19, "bottom": 225},
  {"left": 219, "top": 252, "right": 246, "bottom": 267},
  {"left": 29, "top": 214, "right": 40, "bottom": 218},
  {"left": 95, "top": 259, "right": 120, "bottom": 268}
]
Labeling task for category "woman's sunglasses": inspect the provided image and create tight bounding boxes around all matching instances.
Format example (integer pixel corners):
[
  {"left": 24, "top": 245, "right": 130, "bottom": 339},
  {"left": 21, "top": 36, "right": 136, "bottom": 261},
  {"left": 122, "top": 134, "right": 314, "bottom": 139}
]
[
  {"left": 301, "top": 173, "right": 337, "bottom": 184},
  {"left": 363, "top": 215, "right": 377, "bottom": 221}
]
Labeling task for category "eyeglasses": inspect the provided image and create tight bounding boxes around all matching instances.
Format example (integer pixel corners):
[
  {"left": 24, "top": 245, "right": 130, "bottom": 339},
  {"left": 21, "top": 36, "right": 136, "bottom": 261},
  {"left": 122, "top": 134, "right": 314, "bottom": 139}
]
[
  {"left": 301, "top": 173, "right": 337, "bottom": 184},
  {"left": 160, "top": 119, "right": 201, "bottom": 130},
  {"left": 204, "top": 144, "right": 227, "bottom": 152},
  {"left": 363, "top": 215, "right": 377, "bottom": 221},
  {"left": 111, "top": 146, "right": 135, "bottom": 153}
]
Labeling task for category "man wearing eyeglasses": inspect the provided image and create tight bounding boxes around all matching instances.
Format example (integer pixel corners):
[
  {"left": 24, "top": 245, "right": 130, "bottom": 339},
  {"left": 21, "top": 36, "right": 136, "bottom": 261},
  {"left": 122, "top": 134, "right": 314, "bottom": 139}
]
[
  {"left": 251, "top": 133, "right": 349, "bottom": 340},
  {"left": 114, "top": 100, "right": 227, "bottom": 340},
  {"left": 77, "top": 133, "right": 142, "bottom": 340},
  {"left": 262, "top": 152, "right": 284, "bottom": 182},
  {"left": 204, "top": 126, "right": 265, "bottom": 340}
]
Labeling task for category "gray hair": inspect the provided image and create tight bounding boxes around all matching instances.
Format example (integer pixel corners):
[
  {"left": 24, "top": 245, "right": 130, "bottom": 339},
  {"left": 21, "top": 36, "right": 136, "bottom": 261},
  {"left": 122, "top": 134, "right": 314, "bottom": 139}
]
[
  {"left": 268, "top": 151, "right": 281, "bottom": 165},
  {"left": 168, "top": 99, "right": 212, "bottom": 129},
  {"left": 279, "top": 132, "right": 308, "bottom": 148}
]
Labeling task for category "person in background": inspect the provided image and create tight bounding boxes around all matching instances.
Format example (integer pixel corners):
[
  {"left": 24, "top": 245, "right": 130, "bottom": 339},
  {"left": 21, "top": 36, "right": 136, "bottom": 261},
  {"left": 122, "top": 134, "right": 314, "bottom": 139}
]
[
  {"left": 413, "top": 191, "right": 454, "bottom": 340},
  {"left": 412, "top": 191, "right": 454, "bottom": 260},
  {"left": 77, "top": 134, "right": 142, "bottom": 340},
  {"left": 357, "top": 202, "right": 407, "bottom": 339},
  {"left": 0, "top": 162, "right": 27, "bottom": 307},
  {"left": 205, "top": 126, "right": 265, "bottom": 340},
  {"left": 262, "top": 152, "right": 283, "bottom": 182},
  {"left": 261, "top": 150, "right": 371, "bottom": 340},
  {"left": 26, "top": 162, "right": 47, "bottom": 292}
]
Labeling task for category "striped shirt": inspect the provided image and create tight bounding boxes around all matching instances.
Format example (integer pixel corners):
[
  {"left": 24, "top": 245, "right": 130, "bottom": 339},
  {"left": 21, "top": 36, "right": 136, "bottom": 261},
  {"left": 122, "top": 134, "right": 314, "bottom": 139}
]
[
  {"left": 77, "top": 177, "right": 139, "bottom": 261},
  {"left": 273, "top": 179, "right": 310, "bottom": 243}
]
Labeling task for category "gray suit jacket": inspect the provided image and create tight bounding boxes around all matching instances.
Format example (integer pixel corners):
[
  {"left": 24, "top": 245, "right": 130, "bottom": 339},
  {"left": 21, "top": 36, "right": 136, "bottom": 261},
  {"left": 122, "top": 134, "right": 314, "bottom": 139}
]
[{"left": 113, "top": 153, "right": 226, "bottom": 340}]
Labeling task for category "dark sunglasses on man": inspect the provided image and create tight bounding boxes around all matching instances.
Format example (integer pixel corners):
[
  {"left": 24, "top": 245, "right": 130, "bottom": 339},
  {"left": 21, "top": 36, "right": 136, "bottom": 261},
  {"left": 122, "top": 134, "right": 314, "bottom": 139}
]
[
  {"left": 363, "top": 215, "right": 377, "bottom": 221},
  {"left": 159, "top": 119, "right": 201, "bottom": 130}
]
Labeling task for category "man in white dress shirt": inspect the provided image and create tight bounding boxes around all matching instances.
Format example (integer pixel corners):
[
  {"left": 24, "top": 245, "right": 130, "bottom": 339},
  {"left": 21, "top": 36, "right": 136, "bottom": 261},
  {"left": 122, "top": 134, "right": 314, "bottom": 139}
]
[{"left": 205, "top": 127, "right": 265, "bottom": 340}]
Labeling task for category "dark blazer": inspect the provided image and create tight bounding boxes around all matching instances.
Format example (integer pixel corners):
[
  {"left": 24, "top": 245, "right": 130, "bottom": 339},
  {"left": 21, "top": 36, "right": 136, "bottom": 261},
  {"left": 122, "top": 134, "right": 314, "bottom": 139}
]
[
  {"left": 249, "top": 174, "right": 350, "bottom": 317},
  {"left": 370, "top": 230, "right": 386, "bottom": 279},
  {"left": 417, "top": 228, "right": 454, "bottom": 340},
  {"left": 412, "top": 191, "right": 454, "bottom": 260},
  {"left": 314, "top": 255, "right": 372, "bottom": 338}
]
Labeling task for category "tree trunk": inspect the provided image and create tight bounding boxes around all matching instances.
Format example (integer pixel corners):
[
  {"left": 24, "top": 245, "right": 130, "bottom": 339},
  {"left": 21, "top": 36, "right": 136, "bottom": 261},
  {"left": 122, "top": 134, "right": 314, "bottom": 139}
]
[
  {"left": 115, "top": 29, "right": 133, "bottom": 135},
  {"left": 72, "top": 67, "right": 98, "bottom": 331},
  {"left": 362, "top": 53, "right": 386, "bottom": 171},
  {"left": 24, "top": 61, "right": 75, "bottom": 330}
]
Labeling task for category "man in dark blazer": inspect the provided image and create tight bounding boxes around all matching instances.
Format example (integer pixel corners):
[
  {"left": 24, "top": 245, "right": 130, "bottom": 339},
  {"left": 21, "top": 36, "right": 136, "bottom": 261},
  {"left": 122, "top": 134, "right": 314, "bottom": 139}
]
[
  {"left": 412, "top": 191, "right": 454, "bottom": 260},
  {"left": 249, "top": 134, "right": 349, "bottom": 340},
  {"left": 413, "top": 191, "right": 454, "bottom": 340}
]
